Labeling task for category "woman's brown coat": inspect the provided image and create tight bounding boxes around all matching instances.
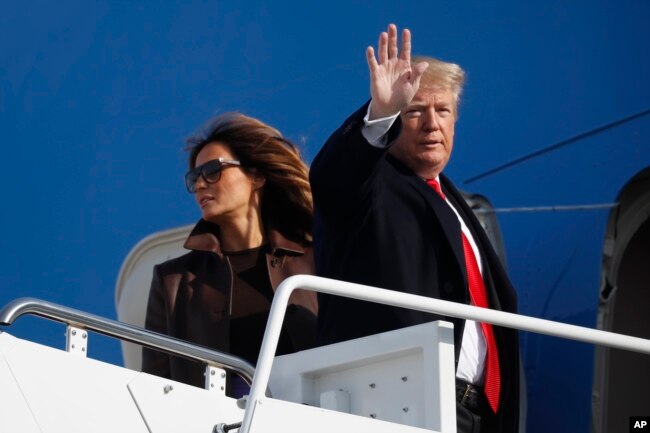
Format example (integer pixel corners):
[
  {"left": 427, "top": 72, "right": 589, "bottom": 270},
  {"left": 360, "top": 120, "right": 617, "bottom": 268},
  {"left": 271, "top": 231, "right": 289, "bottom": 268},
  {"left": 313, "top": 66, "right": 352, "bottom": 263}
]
[{"left": 141, "top": 219, "right": 318, "bottom": 387}]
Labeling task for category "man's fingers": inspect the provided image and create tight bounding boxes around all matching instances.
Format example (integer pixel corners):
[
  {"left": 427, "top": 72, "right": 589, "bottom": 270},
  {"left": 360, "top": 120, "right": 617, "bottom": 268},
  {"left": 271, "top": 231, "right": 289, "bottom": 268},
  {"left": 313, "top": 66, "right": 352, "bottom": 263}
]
[
  {"left": 410, "top": 61, "right": 429, "bottom": 86},
  {"left": 378, "top": 32, "right": 388, "bottom": 65},
  {"left": 400, "top": 28, "right": 411, "bottom": 62},
  {"left": 387, "top": 24, "right": 398, "bottom": 59},
  {"left": 366, "top": 46, "right": 379, "bottom": 73},
  {"left": 413, "top": 61, "right": 429, "bottom": 76}
]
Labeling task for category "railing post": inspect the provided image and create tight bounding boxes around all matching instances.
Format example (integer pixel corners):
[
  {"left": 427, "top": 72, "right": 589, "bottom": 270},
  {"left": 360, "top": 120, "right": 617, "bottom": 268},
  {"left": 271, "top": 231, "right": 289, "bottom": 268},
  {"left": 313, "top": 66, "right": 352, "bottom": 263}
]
[{"left": 65, "top": 325, "right": 88, "bottom": 357}]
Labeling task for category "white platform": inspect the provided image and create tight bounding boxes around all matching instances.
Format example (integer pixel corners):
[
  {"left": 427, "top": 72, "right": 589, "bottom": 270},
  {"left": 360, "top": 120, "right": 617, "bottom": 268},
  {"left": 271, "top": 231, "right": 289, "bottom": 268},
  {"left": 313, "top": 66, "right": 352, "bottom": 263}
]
[
  {"left": 269, "top": 321, "right": 457, "bottom": 433},
  {"left": 0, "top": 318, "right": 456, "bottom": 433}
]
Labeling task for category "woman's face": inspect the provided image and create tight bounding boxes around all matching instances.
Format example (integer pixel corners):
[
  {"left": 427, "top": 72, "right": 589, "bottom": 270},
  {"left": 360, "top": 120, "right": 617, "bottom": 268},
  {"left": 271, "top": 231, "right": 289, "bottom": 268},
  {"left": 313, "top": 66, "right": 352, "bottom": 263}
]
[{"left": 192, "top": 142, "right": 264, "bottom": 225}]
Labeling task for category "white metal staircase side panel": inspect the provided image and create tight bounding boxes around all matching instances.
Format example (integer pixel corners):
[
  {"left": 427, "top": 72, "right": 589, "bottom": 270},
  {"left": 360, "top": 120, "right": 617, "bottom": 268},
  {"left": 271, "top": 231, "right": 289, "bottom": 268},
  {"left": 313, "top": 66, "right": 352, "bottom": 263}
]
[
  {"left": 268, "top": 320, "right": 456, "bottom": 433},
  {"left": 247, "top": 397, "right": 440, "bottom": 433},
  {"left": 127, "top": 372, "right": 244, "bottom": 433},
  {"left": 2, "top": 334, "right": 148, "bottom": 433},
  {"left": 0, "top": 333, "right": 41, "bottom": 433}
]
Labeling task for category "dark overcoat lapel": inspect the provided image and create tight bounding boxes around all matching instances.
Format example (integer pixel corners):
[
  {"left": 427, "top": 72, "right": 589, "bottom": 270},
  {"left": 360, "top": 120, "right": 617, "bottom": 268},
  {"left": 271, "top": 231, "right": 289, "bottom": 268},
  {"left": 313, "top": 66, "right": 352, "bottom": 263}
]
[{"left": 398, "top": 163, "right": 469, "bottom": 291}]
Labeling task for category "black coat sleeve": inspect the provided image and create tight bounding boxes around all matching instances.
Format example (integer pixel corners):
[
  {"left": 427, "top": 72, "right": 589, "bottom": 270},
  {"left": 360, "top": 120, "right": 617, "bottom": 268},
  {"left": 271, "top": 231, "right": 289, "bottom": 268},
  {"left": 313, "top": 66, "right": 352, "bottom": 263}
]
[{"left": 309, "top": 101, "right": 402, "bottom": 227}]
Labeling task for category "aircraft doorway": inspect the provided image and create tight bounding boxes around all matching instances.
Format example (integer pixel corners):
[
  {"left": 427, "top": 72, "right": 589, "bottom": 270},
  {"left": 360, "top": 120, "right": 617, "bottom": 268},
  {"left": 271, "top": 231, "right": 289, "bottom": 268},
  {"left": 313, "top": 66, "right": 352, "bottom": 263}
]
[{"left": 593, "top": 168, "right": 650, "bottom": 433}]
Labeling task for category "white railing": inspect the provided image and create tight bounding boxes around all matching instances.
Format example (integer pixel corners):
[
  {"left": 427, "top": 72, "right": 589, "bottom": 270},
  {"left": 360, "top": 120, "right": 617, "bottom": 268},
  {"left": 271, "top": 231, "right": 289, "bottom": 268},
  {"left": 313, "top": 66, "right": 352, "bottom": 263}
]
[
  {"left": 0, "top": 297, "right": 256, "bottom": 385},
  {"left": 240, "top": 274, "right": 650, "bottom": 433}
]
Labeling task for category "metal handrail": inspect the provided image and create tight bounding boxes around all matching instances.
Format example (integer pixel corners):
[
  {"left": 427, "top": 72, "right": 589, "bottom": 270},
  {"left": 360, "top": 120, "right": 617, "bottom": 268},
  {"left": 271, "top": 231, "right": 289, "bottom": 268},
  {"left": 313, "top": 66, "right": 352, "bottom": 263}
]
[
  {"left": 239, "top": 274, "right": 650, "bottom": 433},
  {"left": 0, "top": 297, "right": 255, "bottom": 385}
]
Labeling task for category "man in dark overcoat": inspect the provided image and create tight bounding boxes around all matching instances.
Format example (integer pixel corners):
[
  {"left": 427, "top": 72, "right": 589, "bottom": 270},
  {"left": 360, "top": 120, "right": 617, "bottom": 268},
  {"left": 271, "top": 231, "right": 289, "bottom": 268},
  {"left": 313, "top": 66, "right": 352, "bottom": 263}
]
[{"left": 310, "top": 24, "right": 521, "bottom": 433}]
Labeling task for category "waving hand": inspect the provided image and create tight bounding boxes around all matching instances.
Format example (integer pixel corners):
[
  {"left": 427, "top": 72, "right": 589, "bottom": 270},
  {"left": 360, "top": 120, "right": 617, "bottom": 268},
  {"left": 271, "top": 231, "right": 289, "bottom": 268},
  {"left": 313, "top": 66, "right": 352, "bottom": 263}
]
[{"left": 366, "top": 24, "right": 429, "bottom": 120}]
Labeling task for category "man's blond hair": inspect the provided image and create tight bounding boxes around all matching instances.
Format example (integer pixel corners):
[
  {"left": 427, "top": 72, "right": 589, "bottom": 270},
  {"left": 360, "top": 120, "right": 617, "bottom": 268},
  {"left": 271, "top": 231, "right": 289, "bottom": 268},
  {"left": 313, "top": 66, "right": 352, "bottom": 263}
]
[{"left": 413, "top": 55, "right": 466, "bottom": 112}]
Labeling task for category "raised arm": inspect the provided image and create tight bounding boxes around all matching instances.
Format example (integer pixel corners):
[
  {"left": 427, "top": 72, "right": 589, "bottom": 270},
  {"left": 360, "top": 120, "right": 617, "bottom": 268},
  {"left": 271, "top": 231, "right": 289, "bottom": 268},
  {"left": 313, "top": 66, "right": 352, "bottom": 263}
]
[
  {"left": 366, "top": 24, "right": 429, "bottom": 120},
  {"left": 310, "top": 24, "right": 428, "bottom": 225}
]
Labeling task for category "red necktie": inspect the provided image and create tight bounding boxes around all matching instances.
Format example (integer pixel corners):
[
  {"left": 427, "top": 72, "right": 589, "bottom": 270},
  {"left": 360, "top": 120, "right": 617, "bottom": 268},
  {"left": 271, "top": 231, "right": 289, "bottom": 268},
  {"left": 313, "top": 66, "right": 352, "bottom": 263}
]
[{"left": 426, "top": 179, "right": 501, "bottom": 413}]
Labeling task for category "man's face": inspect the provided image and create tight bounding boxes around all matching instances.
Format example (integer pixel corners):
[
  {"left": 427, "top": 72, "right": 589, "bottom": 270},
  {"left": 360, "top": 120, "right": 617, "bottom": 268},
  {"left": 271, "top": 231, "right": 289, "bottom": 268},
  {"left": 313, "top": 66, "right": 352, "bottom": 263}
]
[{"left": 389, "top": 87, "right": 456, "bottom": 179}]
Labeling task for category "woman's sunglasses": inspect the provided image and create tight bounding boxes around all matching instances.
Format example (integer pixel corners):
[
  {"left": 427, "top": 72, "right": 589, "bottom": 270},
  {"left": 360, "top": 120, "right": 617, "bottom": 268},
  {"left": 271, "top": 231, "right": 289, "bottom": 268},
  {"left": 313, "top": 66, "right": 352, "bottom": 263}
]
[{"left": 184, "top": 158, "right": 241, "bottom": 193}]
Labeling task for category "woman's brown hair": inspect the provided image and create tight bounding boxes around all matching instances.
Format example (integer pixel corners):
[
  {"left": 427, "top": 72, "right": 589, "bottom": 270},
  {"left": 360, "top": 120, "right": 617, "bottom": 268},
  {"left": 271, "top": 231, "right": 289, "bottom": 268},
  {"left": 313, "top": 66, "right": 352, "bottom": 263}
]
[{"left": 186, "top": 112, "right": 313, "bottom": 244}]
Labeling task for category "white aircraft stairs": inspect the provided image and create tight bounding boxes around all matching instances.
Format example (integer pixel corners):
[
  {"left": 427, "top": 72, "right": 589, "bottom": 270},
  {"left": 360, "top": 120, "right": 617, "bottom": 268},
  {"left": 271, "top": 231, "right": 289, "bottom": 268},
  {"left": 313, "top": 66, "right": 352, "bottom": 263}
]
[{"left": 1, "top": 275, "right": 649, "bottom": 433}]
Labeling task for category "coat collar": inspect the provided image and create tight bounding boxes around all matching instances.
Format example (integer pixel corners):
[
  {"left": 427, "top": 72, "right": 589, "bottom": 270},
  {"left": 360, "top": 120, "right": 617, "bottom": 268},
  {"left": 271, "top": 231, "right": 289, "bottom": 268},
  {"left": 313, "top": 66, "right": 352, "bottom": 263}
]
[{"left": 183, "top": 219, "right": 306, "bottom": 258}]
